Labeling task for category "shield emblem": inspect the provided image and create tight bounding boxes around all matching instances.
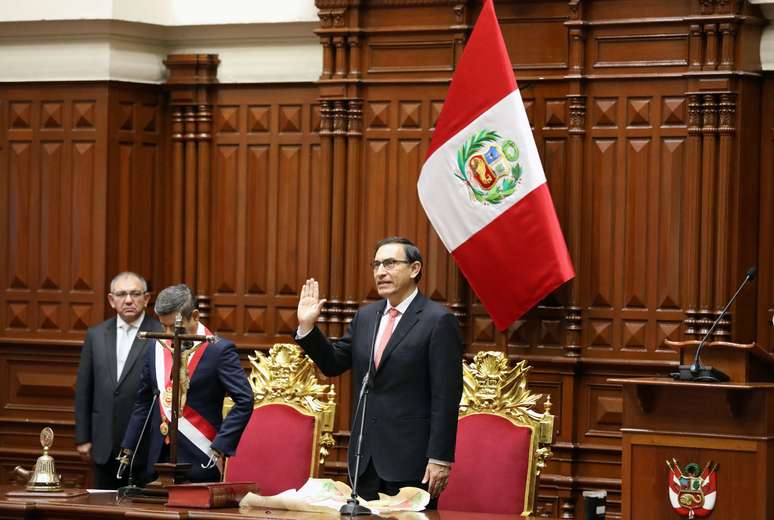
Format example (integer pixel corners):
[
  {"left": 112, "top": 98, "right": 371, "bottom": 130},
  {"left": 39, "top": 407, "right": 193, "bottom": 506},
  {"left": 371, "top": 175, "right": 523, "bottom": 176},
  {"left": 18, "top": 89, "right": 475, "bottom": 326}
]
[{"left": 666, "top": 459, "right": 718, "bottom": 519}]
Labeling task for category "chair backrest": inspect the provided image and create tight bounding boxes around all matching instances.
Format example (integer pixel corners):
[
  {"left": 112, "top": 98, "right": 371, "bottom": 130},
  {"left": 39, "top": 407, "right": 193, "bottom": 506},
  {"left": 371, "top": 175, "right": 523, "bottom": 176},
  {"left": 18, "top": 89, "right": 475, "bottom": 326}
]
[
  {"left": 223, "top": 343, "right": 336, "bottom": 495},
  {"left": 438, "top": 351, "right": 554, "bottom": 516}
]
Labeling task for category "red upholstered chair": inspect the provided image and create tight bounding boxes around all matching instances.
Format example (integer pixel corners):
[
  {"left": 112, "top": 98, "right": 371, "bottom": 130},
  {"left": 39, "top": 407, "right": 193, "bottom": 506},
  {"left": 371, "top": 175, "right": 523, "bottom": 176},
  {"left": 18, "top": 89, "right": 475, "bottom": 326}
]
[
  {"left": 438, "top": 351, "right": 554, "bottom": 516},
  {"left": 223, "top": 344, "right": 336, "bottom": 496}
]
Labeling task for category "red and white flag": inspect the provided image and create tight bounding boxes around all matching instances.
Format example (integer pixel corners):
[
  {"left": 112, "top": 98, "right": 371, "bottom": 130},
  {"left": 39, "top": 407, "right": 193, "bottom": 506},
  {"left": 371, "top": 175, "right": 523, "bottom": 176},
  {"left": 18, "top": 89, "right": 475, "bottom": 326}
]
[{"left": 418, "top": 0, "right": 574, "bottom": 330}]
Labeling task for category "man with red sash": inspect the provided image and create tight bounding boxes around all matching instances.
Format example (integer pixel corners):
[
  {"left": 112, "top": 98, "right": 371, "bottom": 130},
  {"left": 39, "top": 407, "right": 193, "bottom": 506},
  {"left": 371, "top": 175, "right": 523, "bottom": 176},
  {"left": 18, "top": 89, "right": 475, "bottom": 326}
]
[{"left": 121, "top": 284, "right": 253, "bottom": 483}]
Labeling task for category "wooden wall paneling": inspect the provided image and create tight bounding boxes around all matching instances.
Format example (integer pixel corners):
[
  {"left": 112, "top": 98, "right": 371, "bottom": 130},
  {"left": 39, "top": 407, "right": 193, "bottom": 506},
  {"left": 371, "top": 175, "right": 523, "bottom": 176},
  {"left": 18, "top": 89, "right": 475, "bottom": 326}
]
[
  {"left": 208, "top": 85, "right": 322, "bottom": 348},
  {"left": 0, "top": 95, "right": 4, "bottom": 338},
  {"left": 758, "top": 76, "right": 774, "bottom": 350},
  {"left": 105, "top": 83, "right": 165, "bottom": 293},
  {"left": 727, "top": 79, "right": 762, "bottom": 343},
  {"left": 583, "top": 79, "right": 687, "bottom": 363},
  {"left": 1, "top": 84, "right": 109, "bottom": 342}
]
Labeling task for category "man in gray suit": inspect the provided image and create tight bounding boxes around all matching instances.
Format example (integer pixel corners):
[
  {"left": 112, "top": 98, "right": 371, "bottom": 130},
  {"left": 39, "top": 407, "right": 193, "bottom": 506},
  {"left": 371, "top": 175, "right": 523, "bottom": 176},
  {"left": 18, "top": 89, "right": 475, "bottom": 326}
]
[{"left": 74, "top": 272, "right": 163, "bottom": 489}]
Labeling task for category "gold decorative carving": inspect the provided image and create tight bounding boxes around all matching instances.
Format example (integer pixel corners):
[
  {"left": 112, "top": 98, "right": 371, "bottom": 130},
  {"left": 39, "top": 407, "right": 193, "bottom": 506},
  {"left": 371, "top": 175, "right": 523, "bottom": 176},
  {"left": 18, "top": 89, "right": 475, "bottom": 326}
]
[{"left": 247, "top": 344, "right": 337, "bottom": 467}]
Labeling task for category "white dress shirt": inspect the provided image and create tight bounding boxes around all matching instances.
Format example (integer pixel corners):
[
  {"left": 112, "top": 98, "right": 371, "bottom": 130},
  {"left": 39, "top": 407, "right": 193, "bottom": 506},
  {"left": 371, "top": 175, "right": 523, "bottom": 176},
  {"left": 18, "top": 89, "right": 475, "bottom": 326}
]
[{"left": 116, "top": 313, "right": 144, "bottom": 379}]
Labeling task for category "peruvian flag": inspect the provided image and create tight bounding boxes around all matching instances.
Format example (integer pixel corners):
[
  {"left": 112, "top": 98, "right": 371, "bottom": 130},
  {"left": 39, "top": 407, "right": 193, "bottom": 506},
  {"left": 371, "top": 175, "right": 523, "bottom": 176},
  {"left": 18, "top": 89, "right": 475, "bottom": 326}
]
[{"left": 418, "top": 0, "right": 574, "bottom": 330}]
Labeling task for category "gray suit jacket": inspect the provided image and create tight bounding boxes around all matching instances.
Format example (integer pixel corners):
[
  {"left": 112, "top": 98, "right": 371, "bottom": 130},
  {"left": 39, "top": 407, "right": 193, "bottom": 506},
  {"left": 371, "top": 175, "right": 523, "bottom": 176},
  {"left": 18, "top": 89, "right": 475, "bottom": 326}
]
[{"left": 74, "top": 313, "right": 163, "bottom": 465}]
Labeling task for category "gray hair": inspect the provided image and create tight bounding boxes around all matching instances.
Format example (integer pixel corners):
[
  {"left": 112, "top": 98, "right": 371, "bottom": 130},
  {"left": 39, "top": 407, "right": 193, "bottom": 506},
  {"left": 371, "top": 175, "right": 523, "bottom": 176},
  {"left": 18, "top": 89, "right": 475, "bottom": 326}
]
[
  {"left": 110, "top": 271, "right": 148, "bottom": 293},
  {"left": 154, "top": 284, "right": 196, "bottom": 318}
]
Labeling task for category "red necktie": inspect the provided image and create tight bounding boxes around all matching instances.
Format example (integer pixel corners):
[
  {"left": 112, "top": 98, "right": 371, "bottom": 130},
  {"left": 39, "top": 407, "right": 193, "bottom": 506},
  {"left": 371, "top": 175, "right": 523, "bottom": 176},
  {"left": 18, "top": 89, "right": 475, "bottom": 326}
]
[{"left": 374, "top": 308, "right": 400, "bottom": 368}]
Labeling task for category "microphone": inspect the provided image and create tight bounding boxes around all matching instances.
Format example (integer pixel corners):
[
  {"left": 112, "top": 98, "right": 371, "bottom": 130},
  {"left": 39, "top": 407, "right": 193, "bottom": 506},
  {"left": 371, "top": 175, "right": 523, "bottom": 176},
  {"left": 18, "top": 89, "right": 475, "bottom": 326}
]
[
  {"left": 340, "top": 312, "right": 381, "bottom": 516},
  {"left": 117, "top": 388, "right": 159, "bottom": 495},
  {"left": 671, "top": 267, "right": 757, "bottom": 382}
]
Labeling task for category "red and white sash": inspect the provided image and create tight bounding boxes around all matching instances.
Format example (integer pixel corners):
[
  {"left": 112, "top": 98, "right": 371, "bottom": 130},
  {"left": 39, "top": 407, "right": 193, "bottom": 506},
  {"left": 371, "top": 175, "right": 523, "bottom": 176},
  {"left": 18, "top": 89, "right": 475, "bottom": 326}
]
[{"left": 154, "top": 322, "right": 218, "bottom": 457}]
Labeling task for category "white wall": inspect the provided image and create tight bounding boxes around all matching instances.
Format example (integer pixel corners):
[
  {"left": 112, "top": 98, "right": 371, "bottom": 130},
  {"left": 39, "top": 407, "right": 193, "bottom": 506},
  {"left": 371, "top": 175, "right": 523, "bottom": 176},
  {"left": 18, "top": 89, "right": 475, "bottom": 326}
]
[
  {"left": 0, "top": 0, "right": 321, "bottom": 83},
  {"left": 0, "top": 0, "right": 318, "bottom": 25},
  {"left": 751, "top": 0, "right": 774, "bottom": 70}
]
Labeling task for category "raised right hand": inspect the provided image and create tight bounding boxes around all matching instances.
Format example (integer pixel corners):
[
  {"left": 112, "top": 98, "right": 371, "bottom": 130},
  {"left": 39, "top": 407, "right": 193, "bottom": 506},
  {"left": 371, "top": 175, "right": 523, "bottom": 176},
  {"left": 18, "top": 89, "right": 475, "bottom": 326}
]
[{"left": 297, "top": 278, "right": 326, "bottom": 334}]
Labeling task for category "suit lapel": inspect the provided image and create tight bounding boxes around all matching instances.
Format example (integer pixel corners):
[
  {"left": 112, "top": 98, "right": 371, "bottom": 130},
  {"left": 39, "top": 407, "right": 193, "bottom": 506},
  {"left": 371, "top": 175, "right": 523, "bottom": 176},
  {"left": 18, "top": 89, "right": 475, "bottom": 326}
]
[
  {"left": 105, "top": 319, "right": 118, "bottom": 386},
  {"left": 376, "top": 293, "right": 425, "bottom": 371},
  {"left": 116, "top": 314, "right": 151, "bottom": 389}
]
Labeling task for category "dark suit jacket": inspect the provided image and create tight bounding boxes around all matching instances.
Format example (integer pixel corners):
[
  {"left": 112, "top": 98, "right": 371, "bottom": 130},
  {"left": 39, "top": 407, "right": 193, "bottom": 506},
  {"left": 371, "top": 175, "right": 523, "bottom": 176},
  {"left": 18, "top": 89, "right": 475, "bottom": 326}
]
[
  {"left": 121, "top": 336, "right": 254, "bottom": 483},
  {"left": 74, "top": 313, "right": 163, "bottom": 466},
  {"left": 297, "top": 291, "right": 463, "bottom": 482}
]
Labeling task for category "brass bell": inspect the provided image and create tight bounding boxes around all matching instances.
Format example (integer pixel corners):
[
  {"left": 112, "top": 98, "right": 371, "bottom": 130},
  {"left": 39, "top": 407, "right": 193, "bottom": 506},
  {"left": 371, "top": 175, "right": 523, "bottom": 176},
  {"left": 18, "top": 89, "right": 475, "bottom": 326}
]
[{"left": 14, "top": 427, "right": 62, "bottom": 492}]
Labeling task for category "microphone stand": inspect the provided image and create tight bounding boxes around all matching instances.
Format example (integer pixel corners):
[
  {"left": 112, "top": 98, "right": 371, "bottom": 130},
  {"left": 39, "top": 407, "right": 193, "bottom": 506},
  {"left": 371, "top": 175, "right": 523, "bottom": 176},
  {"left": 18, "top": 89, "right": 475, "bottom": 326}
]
[
  {"left": 118, "top": 392, "right": 158, "bottom": 498},
  {"left": 340, "top": 318, "right": 381, "bottom": 516},
  {"left": 671, "top": 267, "right": 757, "bottom": 382}
]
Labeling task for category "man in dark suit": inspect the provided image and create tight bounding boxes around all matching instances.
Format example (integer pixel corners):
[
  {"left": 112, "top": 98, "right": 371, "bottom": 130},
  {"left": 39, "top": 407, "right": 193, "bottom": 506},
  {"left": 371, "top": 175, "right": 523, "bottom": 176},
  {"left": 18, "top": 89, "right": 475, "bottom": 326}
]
[
  {"left": 74, "top": 271, "right": 163, "bottom": 489},
  {"left": 296, "top": 237, "right": 463, "bottom": 502},
  {"left": 120, "top": 284, "right": 253, "bottom": 483}
]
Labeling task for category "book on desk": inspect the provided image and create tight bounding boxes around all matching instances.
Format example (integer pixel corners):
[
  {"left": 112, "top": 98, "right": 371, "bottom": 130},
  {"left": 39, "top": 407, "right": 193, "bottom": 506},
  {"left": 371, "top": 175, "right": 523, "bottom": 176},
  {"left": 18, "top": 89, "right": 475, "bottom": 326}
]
[{"left": 166, "top": 482, "right": 259, "bottom": 508}]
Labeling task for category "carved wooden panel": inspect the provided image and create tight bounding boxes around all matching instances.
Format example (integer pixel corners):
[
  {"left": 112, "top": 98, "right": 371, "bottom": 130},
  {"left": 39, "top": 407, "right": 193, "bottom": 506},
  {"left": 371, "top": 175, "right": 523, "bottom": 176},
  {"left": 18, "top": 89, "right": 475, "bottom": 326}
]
[
  {"left": 106, "top": 85, "right": 165, "bottom": 294},
  {"left": 0, "top": 86, "right": 109, "bottom": 340},
  {"left": 759, "top": 78, "right": 774, "bottom": 350},
  {"left": 209, "top": 86, "right": 322, "bottom": 347},
  {"left": 360, "top": 85, "right": 462, "bottom": 307},
  {"left": 583, "top": 80, "right": 690, "bottom": 360}
]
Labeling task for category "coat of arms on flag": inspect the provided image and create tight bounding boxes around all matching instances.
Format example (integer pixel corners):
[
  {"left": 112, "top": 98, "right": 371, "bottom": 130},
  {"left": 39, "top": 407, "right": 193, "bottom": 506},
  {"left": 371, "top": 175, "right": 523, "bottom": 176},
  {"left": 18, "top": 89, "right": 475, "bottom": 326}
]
[
  {"left": 666, "top": 459, "right": 718, "bottom": 518},
  {"left": 456, "top": 130, "right": 522, "bottom": 204}
]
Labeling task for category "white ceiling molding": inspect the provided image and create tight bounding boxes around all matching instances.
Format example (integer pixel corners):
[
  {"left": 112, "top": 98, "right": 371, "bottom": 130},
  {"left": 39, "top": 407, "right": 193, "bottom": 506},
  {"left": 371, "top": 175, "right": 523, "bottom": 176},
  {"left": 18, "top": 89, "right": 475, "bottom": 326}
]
[
  {"left": 750, "top": 0, "right": 774, "bottom": 70},
  {"left": 0, "top": 19, "right": 321, "bottom": 83},
  {"left": 0, "top": 0, "right": 318, "bottom": 26}
]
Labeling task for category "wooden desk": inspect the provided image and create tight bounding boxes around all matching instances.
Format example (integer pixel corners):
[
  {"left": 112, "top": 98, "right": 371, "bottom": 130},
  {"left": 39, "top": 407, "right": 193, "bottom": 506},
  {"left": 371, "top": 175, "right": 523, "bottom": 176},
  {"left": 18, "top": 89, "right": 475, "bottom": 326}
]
[
  {"left": 613, "top": 377, "right": 774, "bottom": 520},
  {"left": 0, "top": 486, "right": 549, "bottom": 519}
]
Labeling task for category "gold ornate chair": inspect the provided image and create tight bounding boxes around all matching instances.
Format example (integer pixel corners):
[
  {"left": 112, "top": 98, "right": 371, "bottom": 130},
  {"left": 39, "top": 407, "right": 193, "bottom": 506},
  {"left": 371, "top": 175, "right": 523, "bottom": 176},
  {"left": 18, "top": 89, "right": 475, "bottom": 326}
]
[
  {"left": 223, "top": 344, "right": 336, "bottom": 495},
  {"left": 438, "top": 351, "right": 554, "bottom": 516}
]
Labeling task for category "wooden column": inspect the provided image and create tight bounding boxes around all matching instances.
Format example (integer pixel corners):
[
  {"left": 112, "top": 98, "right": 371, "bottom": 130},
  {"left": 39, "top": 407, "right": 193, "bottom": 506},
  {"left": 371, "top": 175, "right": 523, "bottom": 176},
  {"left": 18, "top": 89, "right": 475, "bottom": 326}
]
[
  {"left": 317, "top": 100, "right": 335, "bottom": 331},
  {"left": 698, "top": 93, "right": 718, "bottom": 334},
  {"left": 343, "top": 99, "right": 362, "bottom": 322},
  {"left": 195, "top": 102, "right": 212, "bottom": 319},
  {"left": 326, "top": 99, "right": 348, "bottom": 339},
  {"left": 683, "top": 94, "right": 704, "bottom": 337},
  {"left": 163, "top": 54, "right": 219, "bottom": 315},
  {"left": 688, "top": 24, "right": 704, "bottom": 71},
  {"left": 565, "top": 95, "right": 586, "bottom": 357},
  {"left": 703, "top": 24, "right": 718, "bottom": 71},
  {"left": 714, "top": 92, "right": 736, "bottom": 338}
]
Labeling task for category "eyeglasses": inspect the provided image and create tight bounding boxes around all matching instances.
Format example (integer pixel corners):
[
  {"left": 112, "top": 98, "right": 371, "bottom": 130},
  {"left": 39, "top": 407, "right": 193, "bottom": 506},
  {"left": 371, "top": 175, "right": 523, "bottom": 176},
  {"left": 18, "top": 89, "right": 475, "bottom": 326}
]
[
  {"left": 370, "top": 258, "right": 412, "bottom": 271},
  {"left": 112, "top": 290, "right": 146, "bottom": 299}
]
